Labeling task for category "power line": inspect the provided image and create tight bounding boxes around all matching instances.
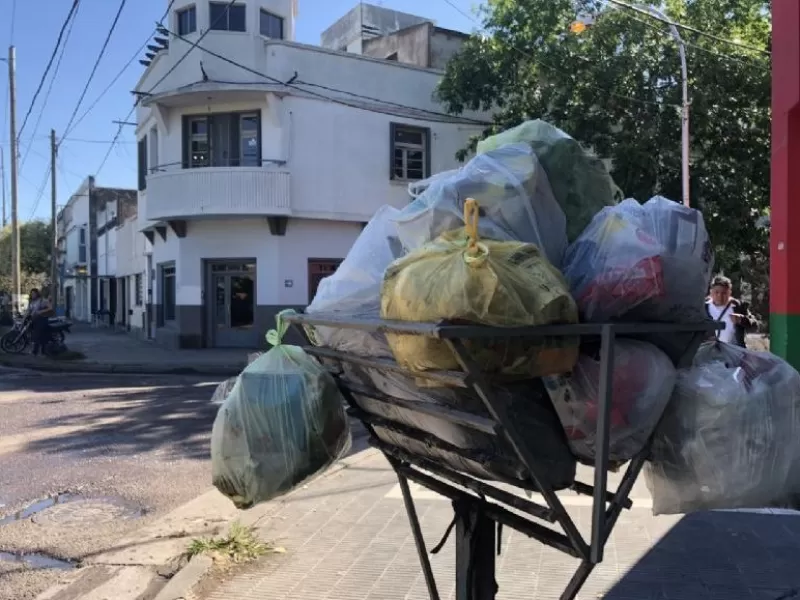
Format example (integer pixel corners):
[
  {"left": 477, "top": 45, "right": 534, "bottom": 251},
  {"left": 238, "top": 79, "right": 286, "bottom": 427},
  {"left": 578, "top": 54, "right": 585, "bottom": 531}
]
[
  {"left": 161, "top": 28, "right": 493, "bottom": 125},
  {"left": 18, "top": 0, "right": 81, "bottom": 139},
  {"left": 96, "top": 0, "right": 241, "bottom": 177},
  {"left": 440, "top": 0, "right": 679, "bottom": 110},
  {"left": 604, "top": 0, "right": 770, "bottom": 56},
  {"left": 20, "top": 0, "right": 81, "bottom": 174},
  {"left": 61, "top": 0, "right": 128, "bottom": 141},
  {"left": 67, "top": 0, "right": 178, "bottom": 135}
]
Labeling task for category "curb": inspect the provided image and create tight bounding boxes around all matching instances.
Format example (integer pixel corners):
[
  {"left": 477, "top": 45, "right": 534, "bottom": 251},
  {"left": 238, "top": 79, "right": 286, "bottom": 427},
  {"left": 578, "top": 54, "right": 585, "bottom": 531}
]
[
  {"left": 155, "top": 447, "right": 381, "bottom": 600},
  {"left": 0, "top": 356, "right": 243, "bottom": 377}
]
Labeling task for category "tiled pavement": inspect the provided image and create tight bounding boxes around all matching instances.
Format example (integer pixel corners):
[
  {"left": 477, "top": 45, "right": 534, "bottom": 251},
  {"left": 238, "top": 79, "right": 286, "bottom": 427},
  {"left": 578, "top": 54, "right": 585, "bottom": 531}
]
[{"left": 199, "top": 450, "right": 800, "bottom": 600}]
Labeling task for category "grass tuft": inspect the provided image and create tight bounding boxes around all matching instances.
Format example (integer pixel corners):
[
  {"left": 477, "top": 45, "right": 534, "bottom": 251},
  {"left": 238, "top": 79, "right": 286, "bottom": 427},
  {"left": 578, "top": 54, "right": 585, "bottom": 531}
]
[{"left": 185, "top": 521, "right": 284, "bottom": 564}]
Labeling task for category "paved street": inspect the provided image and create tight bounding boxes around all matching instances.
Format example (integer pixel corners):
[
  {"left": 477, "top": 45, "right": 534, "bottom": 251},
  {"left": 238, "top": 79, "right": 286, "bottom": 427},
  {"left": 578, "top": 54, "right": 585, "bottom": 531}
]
[{"left": 0, "top": 367, "right": 223, "bottom": 600}]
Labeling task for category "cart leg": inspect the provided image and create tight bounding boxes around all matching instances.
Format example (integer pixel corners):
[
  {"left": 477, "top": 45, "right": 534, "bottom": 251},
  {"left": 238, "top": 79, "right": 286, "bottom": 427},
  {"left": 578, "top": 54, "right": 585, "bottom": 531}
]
[
  {"left": 455, "top": 503, "right": 498, "bottom": 600},
  {"left": 396, "top": 472, "right": 441, "bottom": 600},
  {"left": 560, "top": 561, "right": 595, "bottom": 600}
]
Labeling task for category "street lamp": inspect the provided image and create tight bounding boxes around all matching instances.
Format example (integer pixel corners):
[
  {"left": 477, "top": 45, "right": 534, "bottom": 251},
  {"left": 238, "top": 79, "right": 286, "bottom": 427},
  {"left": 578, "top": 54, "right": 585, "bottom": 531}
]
[{"left": 573, "top": 6, "right": 691, "bottom": 208}]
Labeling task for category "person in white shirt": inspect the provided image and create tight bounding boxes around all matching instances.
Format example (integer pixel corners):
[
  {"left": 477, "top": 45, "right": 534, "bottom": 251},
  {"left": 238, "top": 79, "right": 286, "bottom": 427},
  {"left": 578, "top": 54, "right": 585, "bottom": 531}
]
[{"left": 704, "top": 275, "right": 757, "bottom": 347}]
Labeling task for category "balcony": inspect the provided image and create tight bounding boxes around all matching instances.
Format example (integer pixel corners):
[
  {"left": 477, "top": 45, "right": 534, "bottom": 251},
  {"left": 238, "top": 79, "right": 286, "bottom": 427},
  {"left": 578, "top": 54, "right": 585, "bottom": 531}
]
[{"left": 145, "top": 167, "right": 291, "bottom": 221}]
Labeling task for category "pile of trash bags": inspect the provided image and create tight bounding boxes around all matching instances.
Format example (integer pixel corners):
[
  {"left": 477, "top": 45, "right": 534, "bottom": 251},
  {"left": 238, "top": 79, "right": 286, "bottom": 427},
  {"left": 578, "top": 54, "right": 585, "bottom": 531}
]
[{"left": 211, "top": 118, "right": 800, "bottom": 516}]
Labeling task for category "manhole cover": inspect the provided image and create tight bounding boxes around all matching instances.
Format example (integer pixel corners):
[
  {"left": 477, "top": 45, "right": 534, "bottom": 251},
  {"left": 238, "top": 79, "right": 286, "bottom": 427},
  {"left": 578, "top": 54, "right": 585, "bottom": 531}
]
[{"left": 32, "top": 497, "right": 145, "bottom": 527}]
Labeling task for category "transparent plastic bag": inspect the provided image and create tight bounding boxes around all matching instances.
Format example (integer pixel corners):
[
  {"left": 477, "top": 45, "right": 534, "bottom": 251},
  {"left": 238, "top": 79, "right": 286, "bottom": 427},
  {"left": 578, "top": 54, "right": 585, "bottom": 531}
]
[
  {"left": 543, "top": 340, "right": 676, "bottom": 462},
  {"left": 211, "top": 311, "right": 351, "bottom": 509},
  {"left": 563, "top": 196, "right": 714, "bottom": 323},
  {"left": 381, "top": 199, "right": 579, "bottom": 385},
  {"left": 305, "top": 205, "right": 403, "bottom": 358},
  {"left": 210, "top": 352, "right": 265, "bottom": 405},
  {"left": 393, "top": 143, "right": 567, "bottom": 267},
  {"left": 477, "top": 120, "right": 622, "bottom": 241},
  {"left": 644, "top": 342, "right": 800, "bottom": 515}
]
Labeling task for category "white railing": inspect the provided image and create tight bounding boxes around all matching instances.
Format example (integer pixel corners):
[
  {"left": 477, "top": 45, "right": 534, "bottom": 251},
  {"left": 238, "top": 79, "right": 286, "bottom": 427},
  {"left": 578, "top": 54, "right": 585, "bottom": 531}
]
[{"left": 146, "top": 167, "right": 291, "bottom": 221}]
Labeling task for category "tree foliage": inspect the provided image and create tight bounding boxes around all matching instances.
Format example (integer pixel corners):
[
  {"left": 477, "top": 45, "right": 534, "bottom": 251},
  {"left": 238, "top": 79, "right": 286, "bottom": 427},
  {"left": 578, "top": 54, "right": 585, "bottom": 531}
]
[
  {"left": 437, "top": 0, "right": 770, "bottom": 304},
  {"left": 0, "top": 221, "right": 52, "bottom": 295}
]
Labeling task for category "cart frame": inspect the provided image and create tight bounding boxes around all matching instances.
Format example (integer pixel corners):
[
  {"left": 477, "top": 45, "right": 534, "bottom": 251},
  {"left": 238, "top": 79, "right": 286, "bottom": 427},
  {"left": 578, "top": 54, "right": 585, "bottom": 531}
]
[{"left": 285, "top": 314, "right": 720, "bottom": 600}]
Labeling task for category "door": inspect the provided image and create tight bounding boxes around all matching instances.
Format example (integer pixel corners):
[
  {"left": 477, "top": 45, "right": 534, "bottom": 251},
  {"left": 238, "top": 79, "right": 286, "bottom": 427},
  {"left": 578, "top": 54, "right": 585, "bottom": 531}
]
[
  {"left": 308, "top": 259, "right": 343, "bottom": 304},
  {"left": 208, "top": 261, "right": 256, "bottom": 348}
]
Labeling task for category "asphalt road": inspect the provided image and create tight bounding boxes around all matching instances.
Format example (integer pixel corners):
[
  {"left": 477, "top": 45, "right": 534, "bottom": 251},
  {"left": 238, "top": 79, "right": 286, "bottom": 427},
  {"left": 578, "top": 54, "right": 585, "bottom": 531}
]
[{"left": 0, "top": 367, "right": 224, "bottom": 600}]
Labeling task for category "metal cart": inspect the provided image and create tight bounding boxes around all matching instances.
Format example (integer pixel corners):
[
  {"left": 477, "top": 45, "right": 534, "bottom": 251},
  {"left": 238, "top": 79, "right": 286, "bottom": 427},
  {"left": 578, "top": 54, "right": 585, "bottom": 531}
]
[{"left": 285, "top": 313, "right": 719, "bottom": 600}]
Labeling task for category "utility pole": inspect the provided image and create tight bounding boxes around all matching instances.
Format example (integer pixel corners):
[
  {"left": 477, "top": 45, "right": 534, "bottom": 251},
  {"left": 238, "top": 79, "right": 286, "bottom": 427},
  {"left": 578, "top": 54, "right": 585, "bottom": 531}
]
[
  {"left": 7, "top": 46, "right": 20, "bottom": 312},
  {"left": 1, "top": 146, "right": 6, "bottom": 228},
  {"left": 50, "top": 129, "right": 58, "bottom": 307}
]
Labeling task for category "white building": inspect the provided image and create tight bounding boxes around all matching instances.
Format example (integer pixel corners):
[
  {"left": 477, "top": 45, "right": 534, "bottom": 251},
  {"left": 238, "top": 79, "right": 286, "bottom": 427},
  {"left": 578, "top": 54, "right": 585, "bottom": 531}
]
[
  {"left": 134, "top": 0, "right": 486, "bottom": 349},
  {"left": 57, "top": 177, "right": 138, "bottom": 325}
]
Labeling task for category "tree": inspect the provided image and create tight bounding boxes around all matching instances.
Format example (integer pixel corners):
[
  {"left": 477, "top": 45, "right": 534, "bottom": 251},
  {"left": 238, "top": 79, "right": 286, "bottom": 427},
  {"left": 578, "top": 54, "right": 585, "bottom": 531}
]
[
  {"left": 437, "top": 0, "right": 771, "bottom": 313},
  {"left": 0, "top": 221, "right": 52, "bottom": 296}
]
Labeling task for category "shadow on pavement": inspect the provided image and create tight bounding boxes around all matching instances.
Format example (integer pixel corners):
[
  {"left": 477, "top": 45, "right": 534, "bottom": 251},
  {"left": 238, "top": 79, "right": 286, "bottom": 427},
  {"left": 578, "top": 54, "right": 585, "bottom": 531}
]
[
  {"left": 605, "top": 510, "right": 800, "bottom": 599},
  {"left": 20, "top": 379, "right": 220, "bottom": 460},
  {"left": 14, "top": 373, "right": 373, "bottom": 464}
]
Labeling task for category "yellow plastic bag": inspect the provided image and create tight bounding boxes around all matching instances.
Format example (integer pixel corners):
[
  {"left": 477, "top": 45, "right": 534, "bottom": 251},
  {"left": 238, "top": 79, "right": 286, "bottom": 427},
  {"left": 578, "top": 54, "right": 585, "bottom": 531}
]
[{"left": 380, "top": 199, "right": 579, "bottom": 385}]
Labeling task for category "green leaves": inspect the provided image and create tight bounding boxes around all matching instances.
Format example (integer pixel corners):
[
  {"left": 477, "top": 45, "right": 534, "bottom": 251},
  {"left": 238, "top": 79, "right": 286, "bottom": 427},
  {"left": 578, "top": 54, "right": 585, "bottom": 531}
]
[{"left": 439, "top": 0, "right": 770, "bottom": 279}]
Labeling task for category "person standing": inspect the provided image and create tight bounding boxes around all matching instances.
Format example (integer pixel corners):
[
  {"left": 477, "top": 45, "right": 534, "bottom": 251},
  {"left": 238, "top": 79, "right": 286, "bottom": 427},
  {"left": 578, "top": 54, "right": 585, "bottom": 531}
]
[
  {"left": 705, "top": 275, "right": 758, "bottom": 347},
  {"left": 26, "top": 288, "right": 52, "bottom": 356}
]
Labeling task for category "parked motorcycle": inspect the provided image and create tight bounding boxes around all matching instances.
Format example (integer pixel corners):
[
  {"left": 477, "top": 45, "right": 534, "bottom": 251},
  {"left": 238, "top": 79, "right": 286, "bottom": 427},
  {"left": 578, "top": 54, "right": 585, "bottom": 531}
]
[{"left": 0, "top": 313, "right": 72, "bottom": 356}]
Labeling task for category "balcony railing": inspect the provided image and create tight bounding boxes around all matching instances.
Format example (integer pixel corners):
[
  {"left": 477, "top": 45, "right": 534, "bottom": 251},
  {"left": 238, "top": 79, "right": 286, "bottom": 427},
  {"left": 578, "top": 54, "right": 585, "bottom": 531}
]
[{"left": 145, "top": 167, "right": 291, "bottom": 221}]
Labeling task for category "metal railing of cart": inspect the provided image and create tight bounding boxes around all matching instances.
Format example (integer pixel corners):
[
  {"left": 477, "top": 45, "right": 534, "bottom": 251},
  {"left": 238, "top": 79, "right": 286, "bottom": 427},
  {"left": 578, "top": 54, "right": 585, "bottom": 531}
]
[{"left": 284, "top": 313, "right": 721, "bottom": 600}]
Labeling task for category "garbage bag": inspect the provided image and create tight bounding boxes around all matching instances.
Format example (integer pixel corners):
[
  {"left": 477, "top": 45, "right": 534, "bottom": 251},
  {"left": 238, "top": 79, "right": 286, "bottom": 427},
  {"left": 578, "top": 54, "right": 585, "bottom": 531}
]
[
  {"left": 393, "top": 143, "right": 567, "bottom": 267},
  {"left": 543, "top": 340, "right": 676, "bottom": 462},
  {"left": 644, "top": 342, "right": 800, "bottom": 515},
  {"left": 381, "top": 198, "right": 579, "bottom": 385},
  {"left": 346, "top": 366, "right": 576, "bottom": 489},
  {"left": 476, "top": 120, "right": 622, "bottom": 241},
  {"left": 305, "top": 205, "right": 404, "bottom": 358},
  {"left": 211, "top": 311, "right": 351, "bottom": 509},
  {"left": 210, "top": 352, "right": 265, "bottom": 405},
  {"left": 563, "top": 196, "right": 713, "bottom": 323}
]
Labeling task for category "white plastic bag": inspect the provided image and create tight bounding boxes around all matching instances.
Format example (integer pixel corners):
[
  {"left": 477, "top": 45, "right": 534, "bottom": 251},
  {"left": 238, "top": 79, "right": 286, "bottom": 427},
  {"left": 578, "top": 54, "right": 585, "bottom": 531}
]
[
  {"left": 211, "top": 311, "right": 351, "bottom": 509},
  {"left": 563, "top": 196, "right": 713, "bottom": 322},
  {"left": 305, "top": 205, "right": 403, "bottom": 357},
  {"left": 544, "top": 340, "right": 676, "bottom": 462},
  {"left": 645, "top": 342, "right": 800, "bottom": 515},
  {"left": 393, "top": 143, "right": 568, "bottom": 267}
]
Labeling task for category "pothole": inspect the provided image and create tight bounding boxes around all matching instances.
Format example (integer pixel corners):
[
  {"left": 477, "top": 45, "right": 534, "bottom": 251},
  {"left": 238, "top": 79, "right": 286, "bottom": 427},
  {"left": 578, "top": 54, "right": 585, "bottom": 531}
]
[
  {"left": 0, "top": 551, "right": 76, "bottom": 570},
  {"left": 0, "top": 493, "right": 146, "bottom": 528}
]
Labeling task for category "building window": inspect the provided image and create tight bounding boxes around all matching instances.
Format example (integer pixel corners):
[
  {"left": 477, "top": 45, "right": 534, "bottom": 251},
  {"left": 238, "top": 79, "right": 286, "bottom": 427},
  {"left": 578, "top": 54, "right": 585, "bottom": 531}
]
[
  {"left": 161, "top": 264, "right": 176, "bottom": 322},
  {"left": 135, "top": 273, "right": 143, "bottom": 306},
  {"left": 209, "top": 2, "right": 246, "bottom": 32},
  {"left": 182, "top": 111, "right": 261, "bottom": 168},
  {"left": 390, "top": 123, "right": 429, "bottom": 181},
  {"left": 149, "top": 127, "right": 159, "bottom": 173},
  {"left": 176, "top": 5, "right": 197, "bottom": 35},
  {"left": 259, "top": 10, "right": 284, "bottom": 39},
  {"left": 78, "top": 226, "right": 87, "bottom": 264},
  {"left": 137, "top": 136, "right": 148, "bottom": 190}
]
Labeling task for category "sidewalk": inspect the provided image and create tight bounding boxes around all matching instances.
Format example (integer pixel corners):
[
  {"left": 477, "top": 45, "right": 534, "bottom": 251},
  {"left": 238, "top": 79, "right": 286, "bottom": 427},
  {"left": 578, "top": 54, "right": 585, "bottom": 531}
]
[
  {"left": 0, "top": 325, "right": 249, "bottom": 376},
  {"left": 187, "top": 450, "right": 800, "bottom": 600}
]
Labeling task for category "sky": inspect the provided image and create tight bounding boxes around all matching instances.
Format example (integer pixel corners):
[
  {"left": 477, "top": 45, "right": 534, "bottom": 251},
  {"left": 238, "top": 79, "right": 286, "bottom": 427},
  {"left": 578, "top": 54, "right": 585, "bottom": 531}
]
[{"left": 0, "top": 0, "right": 480, "bottom": 223}]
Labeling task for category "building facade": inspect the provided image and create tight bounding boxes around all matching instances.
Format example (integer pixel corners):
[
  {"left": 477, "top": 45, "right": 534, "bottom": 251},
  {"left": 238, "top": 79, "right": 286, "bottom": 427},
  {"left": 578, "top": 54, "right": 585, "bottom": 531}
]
[
  {"left": 133, "top": 0, "right": 484, "bottom": 349},
  {"left": 57, "top": 177, "right": 138, "bottom": 325}
]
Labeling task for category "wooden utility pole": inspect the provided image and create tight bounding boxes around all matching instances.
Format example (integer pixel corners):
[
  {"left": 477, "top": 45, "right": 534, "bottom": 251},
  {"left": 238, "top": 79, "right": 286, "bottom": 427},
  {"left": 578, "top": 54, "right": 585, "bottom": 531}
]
[
  {"left": 7, "top": 45, "right": 20, "bottom": 312},
  {"left": 50, "top": 129, "right": 58, "bottom": 307},
  {"left": 1, "top": 147, "right": 6, "bottom": 228}
]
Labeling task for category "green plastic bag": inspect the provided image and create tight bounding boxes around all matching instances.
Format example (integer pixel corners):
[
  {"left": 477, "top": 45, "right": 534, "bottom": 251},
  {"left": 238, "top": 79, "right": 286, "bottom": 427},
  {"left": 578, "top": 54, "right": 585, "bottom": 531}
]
[
  {"left": 477, "top": 120, "right": 623, "bottom": 241},
  {"left": 211, "top": 310, "right": 351, "bottom": 509}
]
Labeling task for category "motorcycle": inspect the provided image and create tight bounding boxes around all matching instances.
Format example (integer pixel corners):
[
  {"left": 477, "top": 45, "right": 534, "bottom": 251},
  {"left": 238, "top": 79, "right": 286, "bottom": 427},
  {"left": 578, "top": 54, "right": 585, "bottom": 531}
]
[{"left": 0, "top": 313, "right": 72, "bottom": 356}]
